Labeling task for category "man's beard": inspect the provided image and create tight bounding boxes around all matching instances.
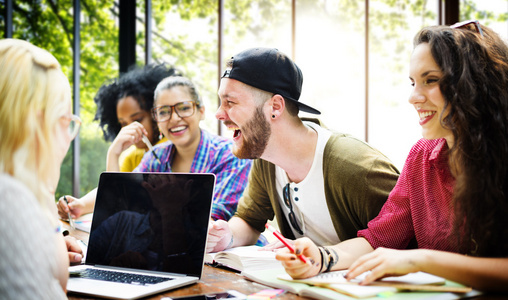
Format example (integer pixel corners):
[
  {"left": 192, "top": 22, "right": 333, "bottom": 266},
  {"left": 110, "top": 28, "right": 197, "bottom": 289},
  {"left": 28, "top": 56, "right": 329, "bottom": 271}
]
[{"left": 233, "top": 105, "right": 271, "bottom": 159}]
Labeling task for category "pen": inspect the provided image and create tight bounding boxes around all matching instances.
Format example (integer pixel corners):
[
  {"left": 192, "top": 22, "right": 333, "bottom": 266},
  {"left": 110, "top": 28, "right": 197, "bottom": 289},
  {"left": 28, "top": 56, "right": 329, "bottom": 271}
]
[
  {"left": 64, "top": 196, "right": 75, "bottom": 230},
  {"left": 265, "top": 223, "right": 309, "bottom": 264},
  {"left": 141, "top": 135, "right": 162, "bottom": 164}
]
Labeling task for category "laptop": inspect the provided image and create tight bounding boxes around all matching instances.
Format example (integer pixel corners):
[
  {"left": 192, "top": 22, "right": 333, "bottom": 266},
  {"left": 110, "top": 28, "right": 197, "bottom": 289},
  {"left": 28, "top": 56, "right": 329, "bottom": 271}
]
[{"left": 67, "top": 172, "right": 216, "bottom": 300}]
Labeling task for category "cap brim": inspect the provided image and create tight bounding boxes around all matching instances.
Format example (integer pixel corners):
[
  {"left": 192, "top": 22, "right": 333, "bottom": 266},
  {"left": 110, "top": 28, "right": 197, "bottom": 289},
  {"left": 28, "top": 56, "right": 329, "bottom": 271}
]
[
  {"left": 286, "top": 97, "right": 321, "bottom": 115},
  {"left": 223, "top": 71, "right": 320, "bottom": 115}
]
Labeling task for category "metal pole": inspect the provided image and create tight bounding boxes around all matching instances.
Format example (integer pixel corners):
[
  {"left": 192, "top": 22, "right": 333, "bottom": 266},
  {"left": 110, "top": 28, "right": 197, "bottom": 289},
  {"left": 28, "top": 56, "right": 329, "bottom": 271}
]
[
  {"left": 145, "top": 0, "right": 152, "bottom": 65},
  {"left": 72, "top": 0, "right": 81, "bottom": 196},
  {"left": 4, "top": 0, "right": 13, "bottom": 38},
  {"left": 364, "top": 0, "right": 369, "bottom": 142},
  {"left": 217, "top": 0, "right": 224, "bottom": 136}
]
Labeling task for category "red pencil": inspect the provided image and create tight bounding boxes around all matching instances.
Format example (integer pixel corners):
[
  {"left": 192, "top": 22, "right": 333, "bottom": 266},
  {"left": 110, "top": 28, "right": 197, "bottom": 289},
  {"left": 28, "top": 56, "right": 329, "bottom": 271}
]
[{"left": 265, "top": 223, "right": 309, "bottom": 264}]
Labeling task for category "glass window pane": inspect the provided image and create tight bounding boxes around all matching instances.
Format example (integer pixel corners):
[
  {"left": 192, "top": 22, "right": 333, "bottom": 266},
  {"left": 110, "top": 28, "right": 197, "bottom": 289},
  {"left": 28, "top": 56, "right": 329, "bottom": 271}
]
[
  {"left": 460, "top": 0, "right": 508, "bottom": 40},
  {"left": 296, "top": 0, "right": 365, "bottom": 140},
  {"left": 368, "top": 0, "right": 438, "bottom": 170},
  {"left": 76, "top": 1, "right": 118, "bottom": 197},
  {"left": 149, "top": 2, "right": 219, "bottom": 133},
  {"left": 222, "top": 1, "right": 292, "bottom": 55},
  {"left": 219, "top": 1, "right": 292, "bottom": 136},
  {"left": 6, "top": 1, "right": 506, "bottom": 195}
]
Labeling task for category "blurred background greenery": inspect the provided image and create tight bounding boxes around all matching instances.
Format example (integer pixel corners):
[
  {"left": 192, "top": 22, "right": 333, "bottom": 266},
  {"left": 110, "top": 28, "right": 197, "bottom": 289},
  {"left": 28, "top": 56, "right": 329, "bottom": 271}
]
[{"left": 1, "top": 0, "right": 506, "bottom": 201}]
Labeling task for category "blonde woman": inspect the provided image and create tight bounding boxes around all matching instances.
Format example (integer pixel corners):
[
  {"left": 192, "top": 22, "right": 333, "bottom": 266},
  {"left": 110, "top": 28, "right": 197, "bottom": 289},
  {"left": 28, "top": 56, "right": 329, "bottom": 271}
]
[{"left": 0, "top": 39, "right": 82, "bottom": 298}]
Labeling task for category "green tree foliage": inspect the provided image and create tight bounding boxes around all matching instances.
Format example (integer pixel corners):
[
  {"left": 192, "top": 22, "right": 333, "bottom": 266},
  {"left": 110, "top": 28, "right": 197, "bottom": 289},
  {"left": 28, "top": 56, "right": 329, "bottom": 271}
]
[
  {"left": 460, "top": 0, "right": 508, "bottom": 23},
  {"left": 1, "top": 0, "right": 505, "bottom": 200}
]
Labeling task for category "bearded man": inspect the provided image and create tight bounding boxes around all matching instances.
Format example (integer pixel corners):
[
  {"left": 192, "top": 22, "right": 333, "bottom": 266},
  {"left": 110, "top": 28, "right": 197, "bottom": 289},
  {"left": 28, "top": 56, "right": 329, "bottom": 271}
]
[{"left": 207, "top": 47, "right": 400, "bottom": 255}]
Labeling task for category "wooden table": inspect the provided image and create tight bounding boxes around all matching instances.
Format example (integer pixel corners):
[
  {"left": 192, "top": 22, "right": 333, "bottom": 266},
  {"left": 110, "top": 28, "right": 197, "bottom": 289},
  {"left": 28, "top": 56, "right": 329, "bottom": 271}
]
[
  {"left": 67, "top": 265, "right": 307, "bottom": 300},
  {"left": 63, "top": 222, "right": 307, "bottom": 300},
  {"left": 64, "top": 222, "right": 505, "bottom": 300}
]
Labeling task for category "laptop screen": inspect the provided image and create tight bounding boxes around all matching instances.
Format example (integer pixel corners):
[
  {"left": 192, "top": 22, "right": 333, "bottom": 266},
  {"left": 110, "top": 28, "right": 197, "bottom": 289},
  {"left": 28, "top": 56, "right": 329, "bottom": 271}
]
[{"left": 86, "top": 172, "right": 215, "bottom": 278}]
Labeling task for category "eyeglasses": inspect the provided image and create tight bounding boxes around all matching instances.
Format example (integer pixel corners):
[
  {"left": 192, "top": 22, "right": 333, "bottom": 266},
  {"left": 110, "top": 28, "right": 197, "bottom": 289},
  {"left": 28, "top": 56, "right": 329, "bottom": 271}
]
[
  {"left": 450, "top": 20, "right": 484, "bottom": 37},
  {"left": 61, "top": 114, "right": 81, "bottom": 140},
  {"left": 283, "top": 183, "right": 304, "bottom": 235},
  {"left": 151, "top": 101, "right": 197, "bottom": 122}
]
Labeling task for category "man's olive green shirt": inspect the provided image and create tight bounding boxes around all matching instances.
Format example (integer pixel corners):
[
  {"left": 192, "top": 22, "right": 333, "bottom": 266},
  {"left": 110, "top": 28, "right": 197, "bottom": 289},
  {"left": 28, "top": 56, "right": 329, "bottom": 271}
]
[{"left": 236, "top": 130, "right": 400, "bottom": 243}]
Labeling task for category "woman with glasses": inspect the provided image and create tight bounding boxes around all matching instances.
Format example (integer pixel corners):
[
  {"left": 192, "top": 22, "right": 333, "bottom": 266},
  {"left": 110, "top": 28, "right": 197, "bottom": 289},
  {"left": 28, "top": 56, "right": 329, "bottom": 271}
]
[
  {"left": 275, "top": 22, "right": 508, "bottom": 292},
  {"left": 57, "top": 63, "right": 178, "bottom": 219},
  {"left": 0, "top": 39, "right": 83, "bottom": 298},
  {"left": 59, "top": 75, "right": 254, "bottom": 227},
  {"left": 134, "top": 76, "right": 254, "bottom": 223}
]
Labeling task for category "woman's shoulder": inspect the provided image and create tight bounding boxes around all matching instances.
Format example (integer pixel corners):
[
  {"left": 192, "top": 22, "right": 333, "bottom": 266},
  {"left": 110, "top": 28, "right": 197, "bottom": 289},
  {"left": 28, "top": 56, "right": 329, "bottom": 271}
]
[
  {"left": 402, "top": 138, "right": 448, "bottom": 170},
  {"left": 0, "top": 173, "right": 48, "bottom": 219},
  {"left": 153, "top": 139, "right": 174, "bottom": 152},
  {"left": 201, "top": 129, "right": 234, "bottom": 148},
  {"left": 408, "top": 138, "right": 446, "bottom": 155},
  {"left": 0, "top": 173, "right": 54, "bottom": 240},
  {"left": 200, "top": 129, "right": 251, "bottom": 166},
  {"left": 0, "top": 173, "right": 34, "bottom": 201}
]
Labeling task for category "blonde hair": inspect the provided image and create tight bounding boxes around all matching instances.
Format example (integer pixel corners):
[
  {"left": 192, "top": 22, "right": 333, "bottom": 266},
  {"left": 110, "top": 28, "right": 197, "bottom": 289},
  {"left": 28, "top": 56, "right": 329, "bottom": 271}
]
[{"left": 0, "top": 39, "right": 71, "bottom": 225}]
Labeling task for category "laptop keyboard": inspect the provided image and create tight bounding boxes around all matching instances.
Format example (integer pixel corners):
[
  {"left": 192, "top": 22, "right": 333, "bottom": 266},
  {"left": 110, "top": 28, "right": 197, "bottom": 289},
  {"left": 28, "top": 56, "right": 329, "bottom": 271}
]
[{"left": 76, "top": 268, "right": 174, "bottom": 285}]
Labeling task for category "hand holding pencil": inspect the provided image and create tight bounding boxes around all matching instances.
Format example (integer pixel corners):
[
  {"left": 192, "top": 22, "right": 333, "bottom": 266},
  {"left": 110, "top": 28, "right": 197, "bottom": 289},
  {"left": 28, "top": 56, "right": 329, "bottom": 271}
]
[
  {"left": 265, "top": 224, "right": 309, "bottom": 264},
  {"left": 57, "top": 195, "right": 85, "bottom": 221},
  {"left": 267, "top": 225, "right": 325, "bottom": 279}
]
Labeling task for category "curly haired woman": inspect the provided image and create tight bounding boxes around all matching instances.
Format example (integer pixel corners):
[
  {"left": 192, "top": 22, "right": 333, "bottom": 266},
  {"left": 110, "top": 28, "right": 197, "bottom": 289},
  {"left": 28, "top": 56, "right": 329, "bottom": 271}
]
[
  {"left": 94, "top": 63, "right": 179, "bottom": 172},
  {"left": 276, "top": 21, "right": 508, "bottom": 293}
]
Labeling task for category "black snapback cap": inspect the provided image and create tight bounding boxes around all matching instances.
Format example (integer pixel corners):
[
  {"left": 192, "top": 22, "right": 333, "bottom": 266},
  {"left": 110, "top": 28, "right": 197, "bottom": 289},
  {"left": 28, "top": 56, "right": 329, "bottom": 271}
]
[{"left": 222, "top": 47, "right": 320, "bottom": 115}]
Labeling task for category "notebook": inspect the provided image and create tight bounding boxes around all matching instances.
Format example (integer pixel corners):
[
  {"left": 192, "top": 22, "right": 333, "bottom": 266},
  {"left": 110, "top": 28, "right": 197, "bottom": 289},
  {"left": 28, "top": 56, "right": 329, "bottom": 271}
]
[
  {"left": 204, "top": 245, "right": 281, "bottom": 273},
  {"left": 67, "top": 172, "right": 216, "bottom": 300}
]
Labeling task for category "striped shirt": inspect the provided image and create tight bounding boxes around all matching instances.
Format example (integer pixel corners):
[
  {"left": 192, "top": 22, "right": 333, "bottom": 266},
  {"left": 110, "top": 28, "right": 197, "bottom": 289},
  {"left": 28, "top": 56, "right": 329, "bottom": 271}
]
[{"left": 135, "top": 129, "right": 252, "bottom": 221}]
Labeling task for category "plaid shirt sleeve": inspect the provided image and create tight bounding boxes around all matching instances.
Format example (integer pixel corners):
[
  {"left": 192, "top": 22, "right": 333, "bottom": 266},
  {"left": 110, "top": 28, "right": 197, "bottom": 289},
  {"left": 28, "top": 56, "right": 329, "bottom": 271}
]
[
  {"left": 210, "top": 151, "right": 252, "bottom": 221},
  {"left": 194, "top": 131, "right": 252, "bottom": 221}
]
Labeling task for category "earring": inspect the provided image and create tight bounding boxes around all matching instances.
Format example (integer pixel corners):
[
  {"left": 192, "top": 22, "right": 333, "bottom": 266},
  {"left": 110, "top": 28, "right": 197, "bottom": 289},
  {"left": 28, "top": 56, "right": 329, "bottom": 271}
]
[
  {"left": 159, "top": 132, "right": 163, "bottom": 140},
  {"left": 272, "top": 115, "right": 276, "bottom": 119}
]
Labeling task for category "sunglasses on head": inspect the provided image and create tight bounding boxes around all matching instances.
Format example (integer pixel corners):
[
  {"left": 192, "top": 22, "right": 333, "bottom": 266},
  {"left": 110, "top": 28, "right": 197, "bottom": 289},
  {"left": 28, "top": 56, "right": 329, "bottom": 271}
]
[{"left": 450, "top": 20, "right": 484, "bottom": 37}]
